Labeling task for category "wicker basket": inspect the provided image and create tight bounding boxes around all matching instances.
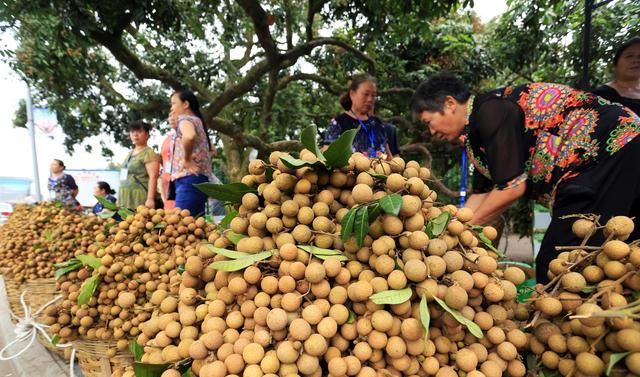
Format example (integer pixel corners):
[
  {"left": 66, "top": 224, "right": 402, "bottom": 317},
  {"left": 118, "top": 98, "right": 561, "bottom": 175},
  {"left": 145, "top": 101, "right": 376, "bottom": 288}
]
[
  {"left": 73, "top": 339, "right": 133, "bottom": 377},
  {"left": 5, "top": 277, "right": 59, "bottom": 320}
]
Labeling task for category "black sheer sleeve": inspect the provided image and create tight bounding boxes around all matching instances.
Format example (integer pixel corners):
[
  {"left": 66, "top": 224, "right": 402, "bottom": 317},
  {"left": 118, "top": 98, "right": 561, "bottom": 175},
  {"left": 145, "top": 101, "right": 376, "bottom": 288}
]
[
  {"left": 472, "top": 171, "right": 493, "bottom": 194},
  {"left": 475, "top": 99, "right": 527, "bottom": 190}
]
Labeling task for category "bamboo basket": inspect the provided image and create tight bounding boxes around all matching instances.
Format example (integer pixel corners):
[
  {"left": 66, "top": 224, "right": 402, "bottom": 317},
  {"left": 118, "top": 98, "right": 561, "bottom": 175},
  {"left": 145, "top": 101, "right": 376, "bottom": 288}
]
[
  {"left": 5, "top": 277, "right": 59, "bottom": 320},
  {"left": 73, "top": 338, "right": 133, "bottom": 377},
  {"left": 5, "top": 277, "right": 69, "bottom": 360}
]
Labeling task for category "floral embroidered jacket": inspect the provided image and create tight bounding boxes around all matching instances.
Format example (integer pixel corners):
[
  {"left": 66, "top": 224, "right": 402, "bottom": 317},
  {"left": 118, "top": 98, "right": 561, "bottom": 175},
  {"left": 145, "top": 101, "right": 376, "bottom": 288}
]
[{"left": 466, "top": 83, "right": 640, "bottom": 208}]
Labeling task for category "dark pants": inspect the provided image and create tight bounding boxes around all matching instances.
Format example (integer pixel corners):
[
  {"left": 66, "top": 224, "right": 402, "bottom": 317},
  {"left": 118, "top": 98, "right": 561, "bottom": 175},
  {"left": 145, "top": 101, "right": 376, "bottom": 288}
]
[
  {"left": 174, "top": 174, "right": 209, "bottom": 217},
  {"left": 536, "top": 138, "right": 640, "bottom": 283}
]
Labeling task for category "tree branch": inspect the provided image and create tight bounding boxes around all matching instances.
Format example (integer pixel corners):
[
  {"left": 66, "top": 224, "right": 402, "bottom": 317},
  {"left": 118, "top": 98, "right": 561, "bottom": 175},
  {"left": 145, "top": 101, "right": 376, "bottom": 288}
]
[
  {"left": 87, "top": 29, "right": 213, "bottom": 100},
  {"left": 284, "top": 0, "right": 294, "bottom": 50},
  {"left": 400, "top": 143, "right": 460, "bottom": 199},
  {"left": 236, "top": 0, "right": 279, "bottom": 61},
  {"left": 283, "top": 37, "right": 376, "bottom": 75},
  {"left": 278, "top": 73, "right": 343, "bottom": 95},
  {"left": 306, "top": 0, "right": 326, "bottom": 41},
  {"left": 379, "top": 87, "right": 414, "bottom": 97},
  {"left": 259, "top": 70, "right": 279, "bottom": 140}
]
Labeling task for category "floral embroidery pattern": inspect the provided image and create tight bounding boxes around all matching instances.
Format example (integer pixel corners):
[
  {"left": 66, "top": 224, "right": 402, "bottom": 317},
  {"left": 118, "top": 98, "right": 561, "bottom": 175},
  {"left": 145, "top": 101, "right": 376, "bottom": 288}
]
[
  {"left": 464, "top": 135, "right": 491, "bottom": 180},
  {"left": 555, "top": 109, "right": 599, "bottom": 168},
  {"left": 606, "top": 113, "right": 640, "bottom": 154},
  {"left": 519, "top": 83, "right": 570, "bottom": 130},
  {"left": 469, "top": 83, "right": 637, "bottom": 206}
]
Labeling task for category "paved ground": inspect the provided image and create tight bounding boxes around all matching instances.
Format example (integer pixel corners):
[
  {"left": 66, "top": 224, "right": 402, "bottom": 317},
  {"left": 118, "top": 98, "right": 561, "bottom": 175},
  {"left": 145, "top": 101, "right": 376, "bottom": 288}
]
[{"left": 499, "top": 233, "right": 535, "bottom": 263}]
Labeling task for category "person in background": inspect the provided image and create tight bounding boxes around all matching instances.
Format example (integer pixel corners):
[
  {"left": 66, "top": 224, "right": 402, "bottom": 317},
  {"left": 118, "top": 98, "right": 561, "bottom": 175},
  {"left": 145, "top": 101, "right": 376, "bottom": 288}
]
[
  {"left": 168, "top": 89, "right": 214, "bottom": 216},
  {"left": 47, "top": 159, "right": 80, "bottom": 209},
  {"left": 323, "top": 73, "right": 392, "bottom": 159},
  {"left": 119, "top": 121, "right": 160, "bottom": 209},
  {"left": 411, "top": 72, "right": 640, "bottom": 283},
  {"left": 92, "top": 181, "right": 117, "bottom": 214},
  {"left": 160, "top": 127, "right": 176, "bottom": 210},
  {"left": 592, "top": 37, "right": 640, "bottom": 115}
]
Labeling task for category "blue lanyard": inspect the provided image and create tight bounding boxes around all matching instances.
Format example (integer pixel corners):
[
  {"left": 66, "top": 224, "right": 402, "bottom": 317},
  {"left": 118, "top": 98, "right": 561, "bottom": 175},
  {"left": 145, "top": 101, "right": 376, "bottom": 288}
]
[{"left": 350, "top": 111, "right": 376, "bottom": 152}]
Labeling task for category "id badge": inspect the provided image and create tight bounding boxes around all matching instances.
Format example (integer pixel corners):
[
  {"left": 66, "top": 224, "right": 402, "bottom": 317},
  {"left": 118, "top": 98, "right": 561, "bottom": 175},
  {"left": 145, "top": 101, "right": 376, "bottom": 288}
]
[
  {"left": 120, "top": 167, "right": 129, "bottom": 182},
  {"left": 49, "top": 190, "right": 56, "bottom": 200}
]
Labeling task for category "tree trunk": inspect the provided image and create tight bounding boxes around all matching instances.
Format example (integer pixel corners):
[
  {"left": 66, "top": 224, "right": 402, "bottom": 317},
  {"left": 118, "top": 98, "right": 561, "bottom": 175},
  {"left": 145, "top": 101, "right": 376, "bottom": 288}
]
[{"left": 220, "top": 134, "right": 253, "bottom": 183}]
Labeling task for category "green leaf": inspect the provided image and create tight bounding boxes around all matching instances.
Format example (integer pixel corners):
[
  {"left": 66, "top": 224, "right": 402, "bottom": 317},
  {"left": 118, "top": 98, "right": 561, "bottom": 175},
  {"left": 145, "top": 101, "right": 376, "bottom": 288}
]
[
  {"left": 433, "top": 296, "right": 483, "bottom": 338},
  {"left": 177, "top": 264, "right": 185, "bottom": 274},
  {"left": 226, "top": 231, "right": 246, "bottom": 245},
  {"left": 129, "top": 340, "right": 144, "bottom": 362},
  {"left": 94, "top": 205, "right": 115, "bottom": 218},
  {"left": 51, "top": 335, "right": 60, "bottom": 346},
  {"left": 516, "top": 278, "right": 537, "bottom": 303},
  {"left": 369, "top": 287, "right": 413, "bottom": 305},
  {"left": 379, "top": 193, "right": 402, "bottom": 216},
  {"left": 182, "top": 369, "right": 194, "bottom": 377},
  {"left": 419, "top": 295, "right": 430, "bottom": 345},
  {"left": 54, "top": 258, "right": 81, "bottom": 268},
  {"left": 582, "top": 285, "right": 597, "bottom": 294},
  {"left": 209, "top": 251, "right": 273, "bottom": 271},
  {"left": 133, "top": 362, "right": 171, "bottom": 377},
  {"left": 301, "top": 125, "right": 325, "bottom": 161},
  {"left": 43, "top": 230, "right": 53, "bottom": 241},
  {"left": 77, "top": 274, "right": 101, "bottom": 306},
  {"left": 54, "top": 259, "right": 82, "bottom": 279},
  {"left": 606, "top": 352, "right": 630, "bottom": 376},
  {"left": 94, "top": 195, "right": 118, "bottom": 211},
  {"left": 265, "top": 166, "right": 275, "bottom": 182},
  {"left": 76, "top": 255, "right": 102, "bottom": 270},
  {"left": 278, "top": 154, "right": 326, "bottom": 170},
  {"left": 313, "top": 254, "right": 349, "bottom": 261},
  {"left": 118, "top": 207, "right": 133, "bottom": 219},
  {"left": 194, "top": 182, "right": 257, "bottom": 204},
  {"left": 324, "top": 128, "right": 358, "bottom": 168},
  {"left": 204, "top": 244, "right": 250, "bottom": 259},
  {"left": 340, "top": 208, "right": 357, "bottom": 242},
  {"left": 368, "top": 172, "right": 388, "bottom": 180},
  {"left": 353, "top": 206, "right": 369, "bottom": 247},
  {"left": 154, "top": 222, "right": 165, "bottom": 229},
  {"left": 218, "top": 207, "right": 238, "bottom": 230},
  {"left": 478, "top": 233, "right": 504, "bottom": 257},
  {"left": 347, "top": 310, "right": 356, "bottom": 324},
  {"left": 426, "top": 212, "right": 451, "bottom": 238},
  {"left": 297, "top": 245, "right": 343, "bottom": 256},
  {"left": 367, "top": 202, "right": 382, "bottom": 220}
]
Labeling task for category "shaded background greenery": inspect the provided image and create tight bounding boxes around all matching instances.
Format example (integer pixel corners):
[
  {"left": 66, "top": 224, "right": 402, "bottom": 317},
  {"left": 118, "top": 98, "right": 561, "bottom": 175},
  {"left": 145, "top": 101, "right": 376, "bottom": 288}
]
[{"left": 1, "top": 0, "right": 638, "bottom": 236}]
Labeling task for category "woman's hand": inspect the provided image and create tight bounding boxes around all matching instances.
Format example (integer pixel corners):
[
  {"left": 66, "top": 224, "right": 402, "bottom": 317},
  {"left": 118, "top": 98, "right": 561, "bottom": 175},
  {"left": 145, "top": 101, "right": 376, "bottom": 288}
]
[{"left": 145, "top": 198, "right": 156, "bottom": 209}]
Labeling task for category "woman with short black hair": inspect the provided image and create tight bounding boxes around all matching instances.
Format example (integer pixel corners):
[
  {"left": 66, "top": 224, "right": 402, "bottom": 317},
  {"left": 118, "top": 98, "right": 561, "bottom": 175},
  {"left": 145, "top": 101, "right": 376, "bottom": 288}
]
[
  {"left": 48, "top": 159, "right": 80, "bottom": 209},
  {"left": 119, "top": 121, "right": 159, "bottom": 209},
  {"left": 412, "top": 72, "right": 640, "bottom": 283},
  {"left": 592, "top": 37, "right": 640, "bottom": 115}
]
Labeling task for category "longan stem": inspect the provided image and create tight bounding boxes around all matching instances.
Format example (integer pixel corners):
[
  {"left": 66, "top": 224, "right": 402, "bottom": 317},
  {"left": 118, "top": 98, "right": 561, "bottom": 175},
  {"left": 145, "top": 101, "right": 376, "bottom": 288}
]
[{"left": 586, "top": 271, "right": 635, "bottom": 303}]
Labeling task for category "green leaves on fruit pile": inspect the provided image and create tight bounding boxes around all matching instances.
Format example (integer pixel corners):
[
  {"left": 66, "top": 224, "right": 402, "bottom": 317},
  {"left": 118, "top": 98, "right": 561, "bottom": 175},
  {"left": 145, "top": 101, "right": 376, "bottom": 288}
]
[
  {"left": 195, "top": 182, "right": 257, "bottom": 204},
  {"left": 77, "top": 274, "right": 101, "bottom": 305},
  {"left": 297, "top": 245, "right": 348, "bottom": 261},
  {"left": 209, "top": 250, "right": 274, "bottom": 272},
  {"left": 433, "top": 296, "right": 483, "bottom": 339},
  {"left": 369, "top": 287, "right": 413, "bottom": 305},
  {"left": 341, "top": 193, "right": 402, "bottom": 247},
  {"left": 425, "top": 211, "right": 450, "bottom": 239},
  {"left": 54, "top": 254, "right": 102, "bottom": 279}
]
